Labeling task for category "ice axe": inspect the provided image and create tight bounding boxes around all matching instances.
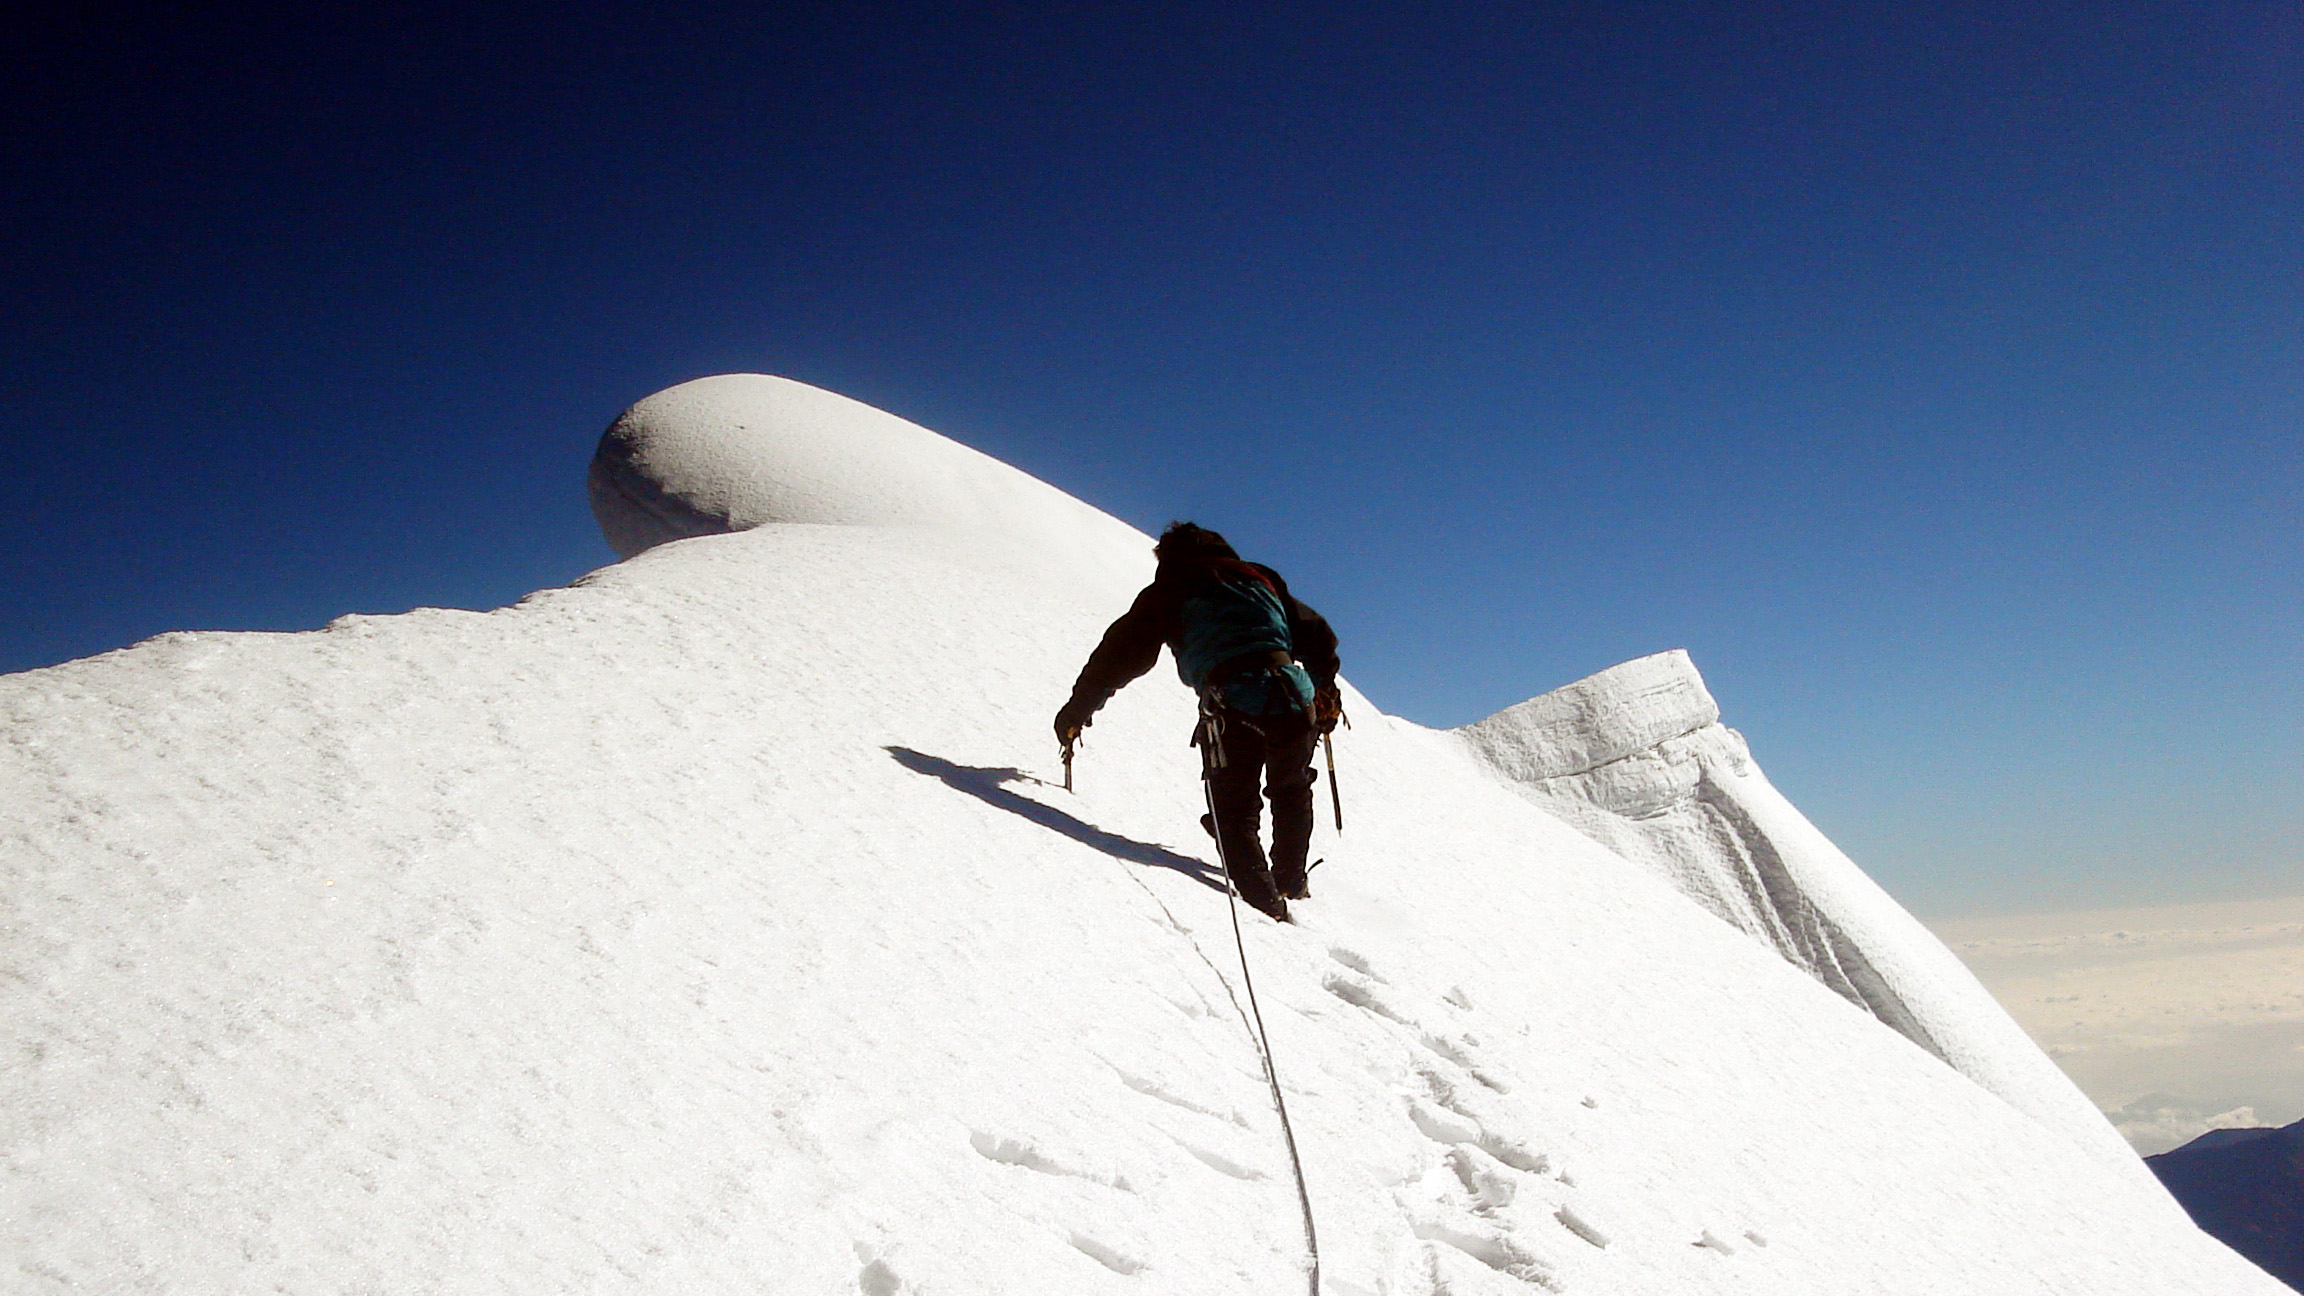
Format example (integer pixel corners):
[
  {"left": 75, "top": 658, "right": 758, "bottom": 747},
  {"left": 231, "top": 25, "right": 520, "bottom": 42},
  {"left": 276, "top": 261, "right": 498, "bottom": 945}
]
[
  {"left": 1323, "top": 733, "right": 1342, "bottom": 832},
  {"left": 1322, "top": 701, "right": 1348, "bottom": 833}
]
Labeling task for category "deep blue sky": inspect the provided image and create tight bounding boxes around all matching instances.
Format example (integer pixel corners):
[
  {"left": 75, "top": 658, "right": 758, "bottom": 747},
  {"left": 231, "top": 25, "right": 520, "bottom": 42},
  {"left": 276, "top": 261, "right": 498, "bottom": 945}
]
[{"left": 5, "top": 2, "right": 2296, "bottom": 915}]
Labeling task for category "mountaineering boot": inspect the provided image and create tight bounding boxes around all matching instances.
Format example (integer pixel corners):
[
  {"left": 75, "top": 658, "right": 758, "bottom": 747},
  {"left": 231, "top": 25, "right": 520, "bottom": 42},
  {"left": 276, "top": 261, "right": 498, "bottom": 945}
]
[
  {"left": 1272, "top": 858, "right": 1309, "bottom": 902},
  {"left": 1276, "top": 862, "right": 1314, "bottom": 902},
  {"left": 1223, "top": 849, "right": 1291, "bottom": 922}
]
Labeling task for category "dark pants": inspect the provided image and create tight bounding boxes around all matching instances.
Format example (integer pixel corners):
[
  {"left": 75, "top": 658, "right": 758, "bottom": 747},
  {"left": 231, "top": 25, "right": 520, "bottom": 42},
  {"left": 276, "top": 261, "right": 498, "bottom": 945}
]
[{"left": 1200, "top": 707, "right": 1318, "bottom": 916}]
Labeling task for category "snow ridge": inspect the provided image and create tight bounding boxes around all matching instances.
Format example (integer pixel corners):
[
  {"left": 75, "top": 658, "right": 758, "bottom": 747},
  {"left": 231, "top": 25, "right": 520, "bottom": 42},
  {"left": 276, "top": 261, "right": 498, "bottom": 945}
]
[
  {"left": 1456, "top": 651, "right": 1719, "bottom": 781},
  {"left": 1452, "top": 649, "right": 2152, "bottom": 1184},
  {"left": 0, "top": 376, "right": 2275, "bottom": 1294}
]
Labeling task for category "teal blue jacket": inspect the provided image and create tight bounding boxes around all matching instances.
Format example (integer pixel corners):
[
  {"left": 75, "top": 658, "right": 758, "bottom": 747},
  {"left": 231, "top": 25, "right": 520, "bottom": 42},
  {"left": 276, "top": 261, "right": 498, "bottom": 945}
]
[{"left": 1062, "top": 557, "right": 1339, "bottom": 725}]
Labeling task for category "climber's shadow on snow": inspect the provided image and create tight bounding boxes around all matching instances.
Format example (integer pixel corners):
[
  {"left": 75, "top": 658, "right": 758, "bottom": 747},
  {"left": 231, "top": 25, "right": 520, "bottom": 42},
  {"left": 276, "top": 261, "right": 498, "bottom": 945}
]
[{"left": 886, "top": 747, "right": 1226, "bottom": 893}]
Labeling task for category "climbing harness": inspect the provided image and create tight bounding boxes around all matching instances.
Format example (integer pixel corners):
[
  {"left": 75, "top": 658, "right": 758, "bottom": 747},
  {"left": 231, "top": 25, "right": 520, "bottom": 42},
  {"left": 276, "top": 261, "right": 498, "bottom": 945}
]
[{"left": 1198, "top": 702, "right": 1322, "bottom": 1296}]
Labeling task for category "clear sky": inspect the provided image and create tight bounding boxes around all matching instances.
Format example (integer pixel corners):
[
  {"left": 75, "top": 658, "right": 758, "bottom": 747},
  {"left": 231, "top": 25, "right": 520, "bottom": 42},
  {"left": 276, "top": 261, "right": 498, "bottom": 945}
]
[{"left": 4, "top": 2, "right": 2296, "bottom": 917}]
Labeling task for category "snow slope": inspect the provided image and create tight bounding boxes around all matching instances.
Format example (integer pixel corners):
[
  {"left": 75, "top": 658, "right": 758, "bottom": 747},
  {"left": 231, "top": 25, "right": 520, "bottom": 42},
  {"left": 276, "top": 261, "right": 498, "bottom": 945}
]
[
  {"left": 2, "top": 377, "right": 2279, "bottom": 1294},
  {"left": 1453, "top": 652, "right": 2144, "bottom": 1179}
]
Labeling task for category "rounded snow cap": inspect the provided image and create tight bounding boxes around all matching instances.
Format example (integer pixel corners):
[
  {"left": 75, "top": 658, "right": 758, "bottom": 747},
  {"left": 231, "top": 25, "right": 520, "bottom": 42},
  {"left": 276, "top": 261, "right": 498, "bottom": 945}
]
[{"left": 587, "top": 374, "right": 1122, "bottom": 561}]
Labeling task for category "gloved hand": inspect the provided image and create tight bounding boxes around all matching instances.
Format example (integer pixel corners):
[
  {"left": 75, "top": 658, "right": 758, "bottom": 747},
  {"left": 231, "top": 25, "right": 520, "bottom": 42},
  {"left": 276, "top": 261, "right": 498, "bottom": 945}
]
[
  {"left": 1054, "top": 698, "right": 1094, "bottom": 746},
  {"left": 1313, "top": 682, "right": 1345, "bottom": 735}
]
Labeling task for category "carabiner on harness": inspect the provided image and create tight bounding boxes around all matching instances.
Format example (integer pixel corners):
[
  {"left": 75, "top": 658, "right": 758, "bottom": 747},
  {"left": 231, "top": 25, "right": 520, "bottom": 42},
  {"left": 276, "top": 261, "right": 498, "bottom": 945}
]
[{"left": 1194, "top": 694, "right": 1229, "bottom": 770}]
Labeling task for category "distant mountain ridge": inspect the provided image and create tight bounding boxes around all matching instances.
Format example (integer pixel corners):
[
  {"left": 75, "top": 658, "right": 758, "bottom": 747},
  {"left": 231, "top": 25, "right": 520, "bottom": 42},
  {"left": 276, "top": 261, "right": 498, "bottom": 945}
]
[{"left": 2150, "top": 1118, "right": 2304, "bottom": 1292}]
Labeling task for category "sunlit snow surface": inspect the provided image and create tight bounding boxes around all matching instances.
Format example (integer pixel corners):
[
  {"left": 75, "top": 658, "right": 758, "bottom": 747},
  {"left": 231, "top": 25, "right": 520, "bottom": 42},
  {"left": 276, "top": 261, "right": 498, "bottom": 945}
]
[
  {"left": 2, "top": 377, "right": 2279, "bottom": 1293},
  {"left": 1453, "top": 651, "right": 2143, "bottom": 1176}
]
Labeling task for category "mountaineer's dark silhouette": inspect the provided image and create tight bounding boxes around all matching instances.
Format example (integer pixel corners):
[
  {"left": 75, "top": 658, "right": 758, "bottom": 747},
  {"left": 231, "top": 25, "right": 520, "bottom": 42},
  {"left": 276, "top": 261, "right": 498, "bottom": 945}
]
[{"left": 1055, "top": 522, "right": 1341, "bottom": 922}]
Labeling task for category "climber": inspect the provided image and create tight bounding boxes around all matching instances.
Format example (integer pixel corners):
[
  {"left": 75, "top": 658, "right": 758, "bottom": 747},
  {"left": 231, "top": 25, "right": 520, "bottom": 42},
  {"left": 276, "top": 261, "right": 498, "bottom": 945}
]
[{"left": 1055, "top": 522, "right": 1342, "bottom": 922}]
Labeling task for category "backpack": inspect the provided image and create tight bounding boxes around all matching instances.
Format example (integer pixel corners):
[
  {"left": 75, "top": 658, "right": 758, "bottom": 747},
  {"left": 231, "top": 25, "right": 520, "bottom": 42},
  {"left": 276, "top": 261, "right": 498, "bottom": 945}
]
[{"left": 1172, "top": 562, "right": 1317, "bottom": 718}]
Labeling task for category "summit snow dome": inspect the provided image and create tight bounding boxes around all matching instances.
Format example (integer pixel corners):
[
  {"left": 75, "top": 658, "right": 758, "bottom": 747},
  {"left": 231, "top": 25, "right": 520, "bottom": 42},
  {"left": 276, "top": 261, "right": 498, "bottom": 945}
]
[{"left": 587, "top": 374, "right": 1135, "bottom": 565}]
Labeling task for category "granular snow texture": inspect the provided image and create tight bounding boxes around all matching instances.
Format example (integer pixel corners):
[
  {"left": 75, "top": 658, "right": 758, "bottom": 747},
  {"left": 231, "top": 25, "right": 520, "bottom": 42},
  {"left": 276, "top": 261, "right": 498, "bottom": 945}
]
[{"left": 1, "top": 376, "right": 2279, "bottom": 1294}]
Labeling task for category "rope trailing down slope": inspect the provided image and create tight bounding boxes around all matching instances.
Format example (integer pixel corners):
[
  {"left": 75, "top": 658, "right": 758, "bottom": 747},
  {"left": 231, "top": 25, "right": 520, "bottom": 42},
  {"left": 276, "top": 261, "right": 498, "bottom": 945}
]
[{"left": 1200, "top": 771, "right": 1321, "bottom": 1296}]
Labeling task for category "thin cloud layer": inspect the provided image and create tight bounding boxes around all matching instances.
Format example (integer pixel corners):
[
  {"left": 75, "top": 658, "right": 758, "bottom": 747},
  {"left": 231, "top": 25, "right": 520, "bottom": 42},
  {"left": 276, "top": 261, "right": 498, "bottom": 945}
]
[{"left": 1933, "top": 896, "right": 2304, "bottom": 1154}]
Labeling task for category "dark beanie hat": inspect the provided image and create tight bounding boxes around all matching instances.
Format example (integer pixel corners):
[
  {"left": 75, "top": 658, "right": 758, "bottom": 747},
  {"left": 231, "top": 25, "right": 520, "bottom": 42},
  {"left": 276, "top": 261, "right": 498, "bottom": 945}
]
[{"left": 1154, "top": 521, "right": 1238, "bottom": 562}]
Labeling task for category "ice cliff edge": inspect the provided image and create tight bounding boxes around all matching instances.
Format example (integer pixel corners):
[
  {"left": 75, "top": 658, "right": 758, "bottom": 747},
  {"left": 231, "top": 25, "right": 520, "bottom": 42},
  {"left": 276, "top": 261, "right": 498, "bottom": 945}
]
[{"left": 1456, "top": 650, "right": 2144, "bottom": 1178}]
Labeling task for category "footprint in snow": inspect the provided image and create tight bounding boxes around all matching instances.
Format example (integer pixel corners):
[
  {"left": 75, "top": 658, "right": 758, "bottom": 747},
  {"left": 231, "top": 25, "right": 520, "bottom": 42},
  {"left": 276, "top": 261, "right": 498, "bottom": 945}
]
[
  {"left": 1111, "top": 1067, "right": 1249, "bottom": 1126},
  {"left": 1446, "top": 1144, "right": 1519, "bottom": 1209},
  {"left": 1327, "top": 945, "right": 1387, "bottom": 982},
  {"left": 852, "top": 1243, "right": 903, "bottom": 1295},
  {"left": 1411, "top": 1213, "right": 1564, "bottom": 1291},
  {"left": 1322, "top": 971, "right": 1511, "bottom": 1091},
  {"left": 968, "top": 1129, "right": 1135, "bottom": 1192},
  {"left": 1316, "top": 964, "right": 1601, "bottom": 1290},
  {"left": 1413, "top": 1070, "right": 1550, "bottom": 1175},
  {"left": 1173, "top": 1136, "right": 1268, "bottom": 1181},
  {"left": 1554, "top": 1206, "right": 1610, "bottom": 1250},
  {"left": 1068, "top": 1232, "right": 1147, "bottom": 1275}
]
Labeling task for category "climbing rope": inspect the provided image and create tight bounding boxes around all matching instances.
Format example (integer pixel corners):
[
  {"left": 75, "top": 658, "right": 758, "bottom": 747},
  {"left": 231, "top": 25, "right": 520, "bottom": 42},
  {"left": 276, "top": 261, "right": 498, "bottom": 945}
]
[{"left": 1199, "top": 720, "right": 1321, "bottom": 1296}]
